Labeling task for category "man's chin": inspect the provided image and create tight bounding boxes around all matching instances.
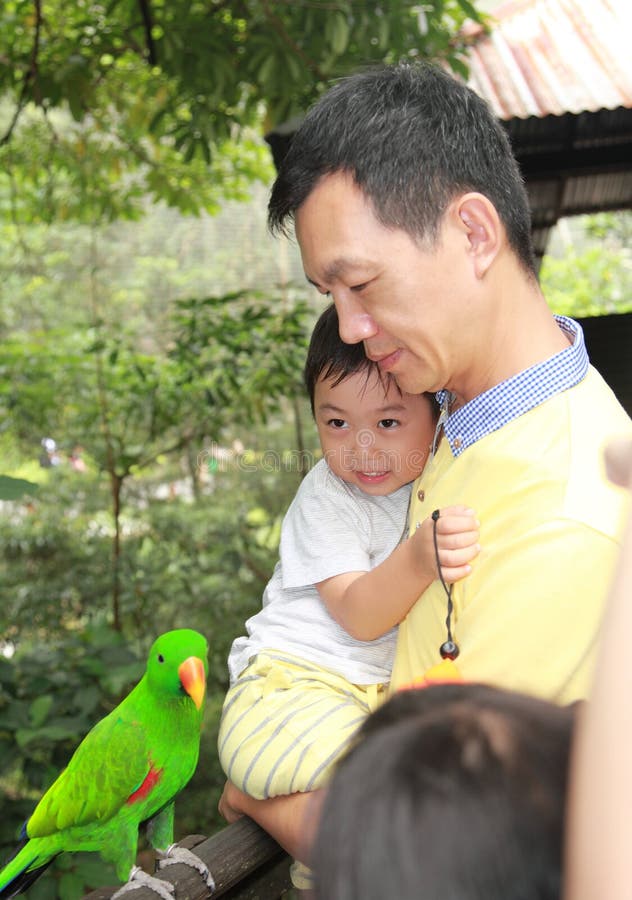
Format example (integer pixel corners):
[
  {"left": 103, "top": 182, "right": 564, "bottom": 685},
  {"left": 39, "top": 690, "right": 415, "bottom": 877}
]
[{"left": 392, "top": 371, "right": 430, "bottom": 395}]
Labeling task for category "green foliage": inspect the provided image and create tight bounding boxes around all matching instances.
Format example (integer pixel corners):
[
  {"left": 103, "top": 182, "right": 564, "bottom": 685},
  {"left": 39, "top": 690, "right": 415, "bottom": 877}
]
[
  {"left": 0, "top": 468, "right": 113, "bottom": 639},
  {"left": 171, "top": 290, "right": 311, "bottom": 427},
  {"left": 540, "top": 213, "right": 632, "bottom": 317},
  {"left": 584, "top": 211, "right": 632, "bottom": 245},
  {"left": 0, "top": 416, "right": 310, "bottom": 640},
  {"left": 0, "top": 282, "right": 312, "bottom": 635},
  {"left": 0, "top": 195, "right": 293, "bottom": 340},
  {"left": 0, "top": 0, "right": 485, "bottom": 222},
  {"left": 0, "top": 102, "right": 274, "bottom": 224},
  {"left": 0, "top": 327, "right": 91, "bottom": 445},
  {"left": 1, "top": 288, "right": 311, "bottom": 470}
]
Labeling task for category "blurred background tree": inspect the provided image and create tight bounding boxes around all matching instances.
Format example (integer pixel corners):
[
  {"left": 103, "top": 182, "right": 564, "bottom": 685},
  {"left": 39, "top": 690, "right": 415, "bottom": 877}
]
[
  {"left": 0, "top": 0, "right": 483, "bottom": 223},
  {"left": 540, "top": 212, "right": 632, "bottom": 318}
]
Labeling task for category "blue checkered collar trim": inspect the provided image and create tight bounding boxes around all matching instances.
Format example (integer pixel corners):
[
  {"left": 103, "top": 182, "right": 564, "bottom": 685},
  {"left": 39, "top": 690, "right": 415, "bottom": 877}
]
[{"left": 435, "top": 316, "right": 588, "bottom": 458}]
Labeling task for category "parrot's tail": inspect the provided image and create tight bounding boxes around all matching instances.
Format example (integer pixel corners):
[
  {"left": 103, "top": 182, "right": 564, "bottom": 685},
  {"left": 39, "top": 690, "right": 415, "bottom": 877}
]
[{"left": 0, "top": 838, "right": 57, "bottom": 898}]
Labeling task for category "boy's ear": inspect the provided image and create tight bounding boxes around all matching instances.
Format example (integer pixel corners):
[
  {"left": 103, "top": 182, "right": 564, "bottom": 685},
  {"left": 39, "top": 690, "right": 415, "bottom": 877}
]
[{"left": 455, "top": 193, "right": 502, "bottom": 278}]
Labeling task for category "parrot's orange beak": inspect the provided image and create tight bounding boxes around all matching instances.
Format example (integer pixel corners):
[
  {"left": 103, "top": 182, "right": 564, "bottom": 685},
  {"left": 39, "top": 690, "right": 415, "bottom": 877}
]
[{"left": 179, "top": 656, "right": 206, "bottom": 710}]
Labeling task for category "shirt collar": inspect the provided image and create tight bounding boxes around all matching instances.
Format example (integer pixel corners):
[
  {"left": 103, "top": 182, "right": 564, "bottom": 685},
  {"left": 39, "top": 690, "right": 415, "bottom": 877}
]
[{"left": 435, "top": 316, "right": 589, "bottom": 458}]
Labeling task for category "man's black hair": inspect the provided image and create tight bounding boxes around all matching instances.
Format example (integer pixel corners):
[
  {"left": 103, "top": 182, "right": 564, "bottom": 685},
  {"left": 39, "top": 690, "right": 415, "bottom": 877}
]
[{"left": 269, "top": 62, "right": 536, "bottom": 275}]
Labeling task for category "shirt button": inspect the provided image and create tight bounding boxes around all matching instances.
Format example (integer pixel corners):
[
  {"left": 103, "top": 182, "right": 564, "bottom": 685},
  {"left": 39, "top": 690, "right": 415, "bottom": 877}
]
[
  {"left": 453, "top": 437, "right": 462, "bottom": 450},
  {"left": 417, "top": 489, "right": 425, "bottom": 501}
]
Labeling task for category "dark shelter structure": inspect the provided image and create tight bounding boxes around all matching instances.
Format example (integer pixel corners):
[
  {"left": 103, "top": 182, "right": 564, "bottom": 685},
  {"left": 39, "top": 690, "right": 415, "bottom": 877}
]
[{"left": 266, "top": 0, "right": 632, "bottom": 415}]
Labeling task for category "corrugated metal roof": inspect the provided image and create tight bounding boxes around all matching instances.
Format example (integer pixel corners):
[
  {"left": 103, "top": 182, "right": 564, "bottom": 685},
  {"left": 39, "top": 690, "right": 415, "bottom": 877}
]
[{"left": 464, "top": 0, "right": 632, "bottom": 120}]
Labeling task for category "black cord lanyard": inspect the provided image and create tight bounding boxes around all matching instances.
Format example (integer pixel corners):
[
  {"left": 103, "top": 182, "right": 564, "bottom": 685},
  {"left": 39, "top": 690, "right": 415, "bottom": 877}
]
[{"left": 431, "top": 509, "right": 460, "bottom": 660}]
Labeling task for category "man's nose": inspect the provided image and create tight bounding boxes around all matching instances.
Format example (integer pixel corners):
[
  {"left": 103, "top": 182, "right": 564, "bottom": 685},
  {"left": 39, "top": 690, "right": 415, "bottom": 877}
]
[{"left": 334, "top": 296, "right": 378, "bottom": 345}]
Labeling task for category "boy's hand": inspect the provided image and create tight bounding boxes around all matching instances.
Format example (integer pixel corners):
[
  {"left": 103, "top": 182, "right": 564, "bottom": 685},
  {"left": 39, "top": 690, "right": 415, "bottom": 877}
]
[{"left": 414, "top": 505, "right": 480, "bottom": 584}]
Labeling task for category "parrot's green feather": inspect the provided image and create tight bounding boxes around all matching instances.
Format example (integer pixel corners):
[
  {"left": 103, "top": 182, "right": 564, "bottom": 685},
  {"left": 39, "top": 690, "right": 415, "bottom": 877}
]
[
  {"left": 0, "top": 629, "right": 208, "bottom": 896},
  {"left": 28, "top": 717, "right": 148, "bottom": 835},
  {"left": 146, "top": 802, "right": 175, "bottom": 852}
]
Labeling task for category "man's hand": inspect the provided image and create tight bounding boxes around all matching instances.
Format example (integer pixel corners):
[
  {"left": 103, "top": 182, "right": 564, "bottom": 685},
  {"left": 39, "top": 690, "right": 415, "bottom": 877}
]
[
  {"left": 218, "top": 779, "right": 247, "bottom": 823},
  {"left": 217, "top": 780, "right": 321, "bottom": 864}
]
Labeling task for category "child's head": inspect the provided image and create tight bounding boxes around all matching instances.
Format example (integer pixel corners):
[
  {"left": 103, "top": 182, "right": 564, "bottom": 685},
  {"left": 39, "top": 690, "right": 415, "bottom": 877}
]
[
  {"left": 304, "top": 304, "right": 437, "bottom": 495},
  {"left": 313, "top": 683, "right": 575, "bottom": 900}
]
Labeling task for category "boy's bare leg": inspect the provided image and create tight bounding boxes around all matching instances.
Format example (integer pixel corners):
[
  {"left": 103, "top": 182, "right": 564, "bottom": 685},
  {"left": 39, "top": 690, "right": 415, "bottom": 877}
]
[{"left": 219, "top": 779, "right": 323, "bottom": 866}]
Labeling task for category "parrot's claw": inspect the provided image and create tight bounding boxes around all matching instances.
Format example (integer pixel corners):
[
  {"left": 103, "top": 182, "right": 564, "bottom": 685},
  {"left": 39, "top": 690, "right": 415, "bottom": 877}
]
[
  {"left": 112, "top": 865, "right": 175, "bottom": 900},
  {"left": 158, "top": 843, "right": 216, "bottom": 892}
]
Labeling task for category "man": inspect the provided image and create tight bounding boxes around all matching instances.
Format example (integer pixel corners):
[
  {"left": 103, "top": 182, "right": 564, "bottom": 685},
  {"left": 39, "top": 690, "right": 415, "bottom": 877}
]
[{"left": 219, "top": 61, "right": 631, "bottom": 879}]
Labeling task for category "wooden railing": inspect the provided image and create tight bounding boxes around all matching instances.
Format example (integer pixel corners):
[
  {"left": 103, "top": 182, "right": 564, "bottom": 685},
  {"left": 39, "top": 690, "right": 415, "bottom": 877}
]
[{"left": 83, "top": 819, "right": 292, "bottom": 899}]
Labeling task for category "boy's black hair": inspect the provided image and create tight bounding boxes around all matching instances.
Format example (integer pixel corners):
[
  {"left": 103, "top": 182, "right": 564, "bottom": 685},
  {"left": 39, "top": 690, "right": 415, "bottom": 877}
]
[
  {"left": 269, "top": 62, "right": 536, "bottom": 275},
  {"left": 313, "top": 683, "right": 576, "bottom": 900},
  {"left": 304, "top": 303, "right": 389, "bottom": 415}
]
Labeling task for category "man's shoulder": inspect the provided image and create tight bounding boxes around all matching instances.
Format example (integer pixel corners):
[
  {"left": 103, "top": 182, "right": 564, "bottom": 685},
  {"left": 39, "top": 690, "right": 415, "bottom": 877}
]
[
  {"left": 572, "top": 366, "right": 631, "bottom": 424},
  {"left": 480, "top": 366, "right": 630, "bottom": 450}
]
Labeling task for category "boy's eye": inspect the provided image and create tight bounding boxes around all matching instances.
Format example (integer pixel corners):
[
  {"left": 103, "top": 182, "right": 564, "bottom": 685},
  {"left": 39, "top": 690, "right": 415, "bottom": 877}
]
[
  {"left": 379, "top": 419, "right": 399, "bottom": 428},
  {"left": 328, "top": 418, "right": 347, "bottom": 428}
]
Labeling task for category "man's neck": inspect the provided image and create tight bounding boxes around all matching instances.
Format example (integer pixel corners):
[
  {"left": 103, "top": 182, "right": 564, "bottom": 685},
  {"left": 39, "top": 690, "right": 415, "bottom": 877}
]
[{"left": 455, "top": 272, "right": 571, "bottom": 405}]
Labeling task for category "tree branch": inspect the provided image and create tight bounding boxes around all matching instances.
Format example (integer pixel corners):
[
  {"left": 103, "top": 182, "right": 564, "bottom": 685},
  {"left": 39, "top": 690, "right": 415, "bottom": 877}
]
[
  {"left": 137, "top": 0, "right": 158, "bottom": 66},
  {"left": 0, "top": 0, "right": 43, "bottom": 146}
]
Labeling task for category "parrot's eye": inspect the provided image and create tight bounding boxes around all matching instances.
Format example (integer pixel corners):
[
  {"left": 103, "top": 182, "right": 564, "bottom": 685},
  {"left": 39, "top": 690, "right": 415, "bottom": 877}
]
[{"left": 157, "top": 654, "right": 165, "bottom": 663}]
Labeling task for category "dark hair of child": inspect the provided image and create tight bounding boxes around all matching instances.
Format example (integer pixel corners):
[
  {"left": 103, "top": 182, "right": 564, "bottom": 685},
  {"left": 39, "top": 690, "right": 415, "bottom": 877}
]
[
  {"left": 304, "top": 303, "right": 398, "bottom": 415},
  {"left": 313, "top": 682, "right": 577, "bottom": 900}
]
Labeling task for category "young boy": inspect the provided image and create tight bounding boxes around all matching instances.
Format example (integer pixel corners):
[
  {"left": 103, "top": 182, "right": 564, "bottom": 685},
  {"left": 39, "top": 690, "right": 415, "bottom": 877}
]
[{"left": 218, "top": 304, "right": 479, "bottom": 887}]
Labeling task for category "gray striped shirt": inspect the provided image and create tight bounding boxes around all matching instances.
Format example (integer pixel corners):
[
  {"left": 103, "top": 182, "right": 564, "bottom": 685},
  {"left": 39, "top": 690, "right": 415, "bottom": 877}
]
[{"left": 227, "top": 460, "right": 411, "bottom": 685}]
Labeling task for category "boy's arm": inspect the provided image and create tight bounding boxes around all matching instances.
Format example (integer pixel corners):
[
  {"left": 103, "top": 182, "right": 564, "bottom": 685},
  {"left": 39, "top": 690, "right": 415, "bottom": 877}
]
[{"left": 317, "top": 505, "right": 479, "bottom": 641}]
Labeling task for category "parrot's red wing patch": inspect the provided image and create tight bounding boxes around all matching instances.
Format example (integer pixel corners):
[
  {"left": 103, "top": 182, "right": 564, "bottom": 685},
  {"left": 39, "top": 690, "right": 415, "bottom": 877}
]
[{"left": 126, "top": 763, "right": 163, "bottom": 805}]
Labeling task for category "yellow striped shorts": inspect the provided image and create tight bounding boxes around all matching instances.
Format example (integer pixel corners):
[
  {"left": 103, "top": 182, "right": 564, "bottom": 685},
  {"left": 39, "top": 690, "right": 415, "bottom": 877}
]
[{"left": 218, "top": 650, "right": 387, "bottom": 799}]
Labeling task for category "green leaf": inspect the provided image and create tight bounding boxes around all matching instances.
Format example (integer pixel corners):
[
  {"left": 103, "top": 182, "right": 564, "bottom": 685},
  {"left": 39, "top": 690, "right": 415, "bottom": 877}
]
[
  {"left": 30, "top": 694, "right": 54, "bottom": 728},
  {"left": 16, "top": 722, "right": 81, "bottom": 748},
  {"left": 0, "top": 476, "right": 39, "bottom": 500},
  {"left": 330, "top": 12, "right": 351, "bottom": 55}
]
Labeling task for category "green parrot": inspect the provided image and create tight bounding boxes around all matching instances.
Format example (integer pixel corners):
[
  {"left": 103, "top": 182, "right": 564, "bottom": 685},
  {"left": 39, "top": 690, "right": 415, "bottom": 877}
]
[{"left": 0, "top": 629, "right": 209, "bottom": 898}]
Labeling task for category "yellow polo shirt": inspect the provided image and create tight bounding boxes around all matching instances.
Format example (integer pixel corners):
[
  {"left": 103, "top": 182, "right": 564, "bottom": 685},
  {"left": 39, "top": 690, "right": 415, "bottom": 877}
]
[{"left": 392, "top": 367, "right": 631, "bottom": 703}]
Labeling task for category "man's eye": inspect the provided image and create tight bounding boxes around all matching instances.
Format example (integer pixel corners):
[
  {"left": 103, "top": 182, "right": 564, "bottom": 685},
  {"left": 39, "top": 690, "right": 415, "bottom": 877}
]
[
  {"left": 379, "top": 419, "right": 399, "bottom": 428},
  {"left": 328, "top": 419, "right": 346, "bottom": 428},
  {"left": 350, "top": 282, "right": 368, "bottom": 293}
]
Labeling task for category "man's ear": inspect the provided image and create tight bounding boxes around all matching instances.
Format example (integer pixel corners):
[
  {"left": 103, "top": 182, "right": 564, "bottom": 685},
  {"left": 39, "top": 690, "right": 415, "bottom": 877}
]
[{"left": 455, "top": 193, "right": 502, "bottom": 278}]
